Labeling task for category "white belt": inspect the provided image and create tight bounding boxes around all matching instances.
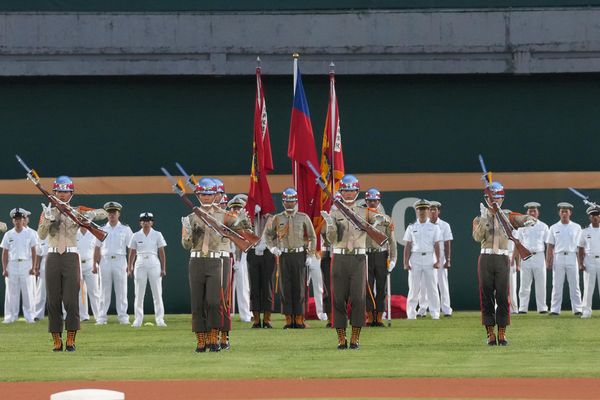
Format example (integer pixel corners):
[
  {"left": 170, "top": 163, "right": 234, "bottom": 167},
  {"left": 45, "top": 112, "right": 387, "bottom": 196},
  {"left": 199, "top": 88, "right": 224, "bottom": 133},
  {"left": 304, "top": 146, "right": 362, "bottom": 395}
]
[
  {"left": 105, "top": 254, "right": 126, "bottom": 259},
  {"left": 321, "top": 246, "right": 330, "bottom": 252},
  {"left": 9, "top": 258, "right": 30, "bottom": 262},
  {"left": 80, "top": 259, "right": 91, "bottom": 264},
  {"left": 138, "top": 254, "right": 158, "bottom": 259},
  {"left": 481, "top": 248, "right": 509, "bottom": 256},
  {"left": 557, "top": 251, "right": 576, "bottom": 255},
  {"left": 48, "top": 247, "right": 78, "bottom": 253},
  {"left": 190, "top": 251, "right": 228, "bottom": 259},
  {"left": 411, "top": 251, "right": 433, "bottom": 256},
  {"left": 333, "top": 248, "right": 366, "bottom": 255},
  {"left": 281, "top": 247, "right": 304, "bottom": 253},
  {"left": 367, "top": 249, "right": 387, "bottom": 254}
]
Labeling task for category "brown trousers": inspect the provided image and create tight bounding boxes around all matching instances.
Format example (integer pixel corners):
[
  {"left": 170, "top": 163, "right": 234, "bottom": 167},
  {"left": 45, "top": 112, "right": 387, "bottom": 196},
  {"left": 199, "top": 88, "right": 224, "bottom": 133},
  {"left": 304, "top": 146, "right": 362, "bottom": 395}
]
[
  {"left": 46, "top": 253, "right": 80, "bottom": 333},
  {"left": 478, "top": 254, "right": 510, "bottom": 327},
  {"left": 320, "top": 252, "right": 332, "bottom": 314},
  {"left": 246, "top": 249, "right": 275, "bottom": 312},
  {"left": 189, "top": 257, "right": 223, "bottom": 333},
  {"left": 279, "top": 252, "right": 307, "bottom": 316},
  {"left": 332, "top": 254, "right": 367, "bottom": 328},
  {"left": 366, "top": 251, "right": 388, "bottom": 312}
]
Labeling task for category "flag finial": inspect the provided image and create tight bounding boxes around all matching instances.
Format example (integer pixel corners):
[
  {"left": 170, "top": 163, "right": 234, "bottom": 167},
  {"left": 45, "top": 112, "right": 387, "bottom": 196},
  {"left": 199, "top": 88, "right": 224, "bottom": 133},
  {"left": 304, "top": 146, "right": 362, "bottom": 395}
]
[
  {"left": 292, "top": 53, "right": 300, "bottom": 59},
  {"left": 256, "top": 56, "right": 261, "bottom": 68},
  {"left": 329, "top": 62, "right": 335, "bottom": 73}
]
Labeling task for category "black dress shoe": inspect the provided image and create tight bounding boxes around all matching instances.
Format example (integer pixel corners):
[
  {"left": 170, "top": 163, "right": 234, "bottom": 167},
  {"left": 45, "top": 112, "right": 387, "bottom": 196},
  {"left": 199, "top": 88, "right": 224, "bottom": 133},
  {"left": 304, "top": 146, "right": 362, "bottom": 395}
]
[
  {"left": 498, "top": 339, "right": 508, "bottom": 346},
  {"left": 325, "top": 322, "right": 332, "bottom": 328},
  {"left": 539, "top": 311, "right": 548, "bottom": 314},
  {"left": 220, "top": 342, "right": 231, "bottom": 350},
  {"left": 337, "top": 342, "right": 348, "bottom": 350},
  {"left": 444, "top": 314, "right": 452, "bottom": 318},
  {"left": 251, "top": 322, "right": 262, "bottom": 328},
  {"left": 518, "top": 311, "right": 528, "bottom": 314},
  {"left": 283, "top": 324, "right": 293, "bottom": 329},
  {"left": 262, "top": 321, "right": 273, "bottom": 329},
  {"left": 295, "top": 323, "right": 306, "bottom": 329},
  {"left": 574, "top": 312, "right": 582, "bottom": 316},
  {"left": 349, "top": 343, "right": 360, "bottom": 350},
  {"left": 487, "top": 338, "right": 497, "bottom": 346},
  {"left": 195, "top": 346, "right": 206, "bottom": 353},
  {"left": 209, "top": 344, "right": 221, "bottom": 352},
  {"left": 65, "top": 345, "right": 76, "bottom": 352},
  {"left": 549, "top": 312, "right": 560, "bottom": 316}
]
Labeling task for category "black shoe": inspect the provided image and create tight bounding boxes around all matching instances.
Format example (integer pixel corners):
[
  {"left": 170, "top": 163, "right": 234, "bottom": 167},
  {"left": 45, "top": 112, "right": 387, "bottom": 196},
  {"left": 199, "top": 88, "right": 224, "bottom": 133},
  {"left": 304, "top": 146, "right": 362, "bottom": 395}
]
[
  {"left": 65, "top": 345, "right": 76, "bottom": 352},
  {"left": 325, "top": 322, "right": 332, "bottom": 328},
  {"left": 262, "top": 321, "right": 273, "bottom": 329},
  {"left": 518, "top": 311, "right": 528, "bottom": 314},
  {"left": 251, "top": 322, "right": 262, "bottom": 328},
  {"left": 53, "top": 344, "right": 63, "bottom": 352},
  {"left": 209, "top": 344, "right": 221, "bottom": 352},
  {"left": 373, "top": 322, "right": 384, "bottom": 327},
  {"left": 220, "top": 342, "right": 231, "bottom": 350},
  {"left": 195, "top": 346, "right": 206, "bottom": 353},
  {"left": 487, "top": 338, "right": 497, "bottom": 346},
  {"left": 444, "top": 314, "right": 452, "bottom": 318},
  {"left": 337, "top": 342, "right": 348, "bottom": 350},
  {"left": 549, "top": 312, "right": 560, "bottom": 316},
  {"left": 295, "top": 323, "right": 306, "bottom": 329},
  {"left": 416, "top": 314, "right": 426, "bottom": 319},
  {"left": 349, "top": 342, "right": 360, "bottom": 350},
  {"left": 283, "top": 324, "right": 293, "bottom": 329},
  {"left": 498, "top": 339, "right": 508, "bottom": 346},
  {"left": 34, "top": 318, "right": 40, "bottom": 322},
  {"left": 574, "top": 312, "right": 582, "bottom": 316},
  {"left": 539, "top": 311, "right": 548, "bottom": 314}
]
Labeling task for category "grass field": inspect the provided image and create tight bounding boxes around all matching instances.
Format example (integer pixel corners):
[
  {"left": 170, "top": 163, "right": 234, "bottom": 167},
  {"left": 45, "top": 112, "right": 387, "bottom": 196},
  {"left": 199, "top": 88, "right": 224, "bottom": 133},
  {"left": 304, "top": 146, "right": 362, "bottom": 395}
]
[{"left": 1, "top": 311, "right": 600, "bottom": 382}]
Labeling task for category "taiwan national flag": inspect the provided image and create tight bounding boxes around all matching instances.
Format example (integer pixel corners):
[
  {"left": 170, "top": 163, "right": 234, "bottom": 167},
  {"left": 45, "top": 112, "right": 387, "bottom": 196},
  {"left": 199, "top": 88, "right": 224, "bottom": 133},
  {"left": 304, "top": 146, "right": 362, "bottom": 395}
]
[{"left": 288, "top": 65, "right": 320, "bottom": 222}]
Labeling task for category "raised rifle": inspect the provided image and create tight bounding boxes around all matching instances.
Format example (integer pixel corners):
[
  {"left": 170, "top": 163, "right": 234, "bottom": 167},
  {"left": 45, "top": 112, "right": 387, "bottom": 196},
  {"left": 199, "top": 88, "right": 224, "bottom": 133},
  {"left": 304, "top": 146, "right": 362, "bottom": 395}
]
[
  {"left": 161, "top": 166, "right": 258, "bottom": 252},
  {"left": 478, "top": 154, "right": 532, "bottom": 260},
  {"left": 15, "top": 155, "right": 108, "bottom": 242},
  {"left": 306, "top": 160, "right": 388, "bottom": 246},
  {"left": 568, "top": 187, "right": 600, "bottom": 209}
]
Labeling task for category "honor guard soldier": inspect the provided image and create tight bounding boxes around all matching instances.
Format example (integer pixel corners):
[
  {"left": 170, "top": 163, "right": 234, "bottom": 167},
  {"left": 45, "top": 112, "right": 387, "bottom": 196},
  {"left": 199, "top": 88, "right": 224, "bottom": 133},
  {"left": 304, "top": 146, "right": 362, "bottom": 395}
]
[
  {"left": 364, "top": 188, "right": 397, "bottom": 326},
  {"left": 227, "top": 196, "right": 253, "bottom": 323},
  {"left": 403, "top": 200, "right": 442, "bottom": 320},
  {"left": 473, "top": 182, "right": 535, "bottom": 345},
  {"left": 38, "top": 176, "right": 107, "bottom": 351},
  {"left": 128, "top": 212, "right": 167, "bottom": 327},
  {"left": 1, "top": 208, "right": 37, "bottom": 324},
  {"left": 515, "top": 202, "right": 549, "bottom": 314},
  {"left": 94, "top": 201, "right": 133, "bottom": 325},
  {"left": 321, "top": 175, "right": 387, "bottom": 349},
  {"left": 578, "top": 206, "right": 600, "bottom": 318},
  {"left": 182, "top": 178, "right": 248, "bottom": 352},
  {"left": 264, "top": 187, "right": 317, "bottom": 329},
  {"left": 547, "top": 202, "right": 583, "bottom": 316},
  {"left": 77, "top": 226, "right": 102, "bottom": 321}
]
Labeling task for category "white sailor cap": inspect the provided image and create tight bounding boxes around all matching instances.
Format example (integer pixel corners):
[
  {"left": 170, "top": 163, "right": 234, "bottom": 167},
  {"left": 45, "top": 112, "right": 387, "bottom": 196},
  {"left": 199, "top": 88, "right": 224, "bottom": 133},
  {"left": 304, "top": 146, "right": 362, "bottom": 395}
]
[
  {"left": 414, "top": 199, "right": 431, "bottom": 209},
  {"left": 429, "top": 201, "right": 442, "bottom": 209},
  {"left": 103, "top": 201, "right": 123, "bottom": 212},
  {"left": 557, "top": 202, "right": 574, "bottom": 209},
  {"left": 524, "top": 202, "right": 541, "bottom": 209},
  {"left": 9, "top": 208, "right": 26, "bottom": 218},
  {"left": 586, "top": 206, "right": 600, "bottom": 215},
  {"left": 139, "top": 212, "right": 154, "bottom": 220}
]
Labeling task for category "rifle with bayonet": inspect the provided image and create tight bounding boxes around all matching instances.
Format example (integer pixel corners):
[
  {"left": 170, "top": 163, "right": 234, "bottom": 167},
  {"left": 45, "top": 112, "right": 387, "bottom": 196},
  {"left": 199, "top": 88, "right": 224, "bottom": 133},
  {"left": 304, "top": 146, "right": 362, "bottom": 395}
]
[
  {"left": 306, "top": 160, "right": 388, "bottom": 246},
  {"left": 161, "top": 166, "right": 259, "bottom": 252},
  {"left": 569, "top": 187, "right": 600, "bottom": 209},
  {"left": 478, "top": 154, "right": 532, "bottom": 260},
  {"left": 15, "top": 155, "right": 108, "bottom": 242}
]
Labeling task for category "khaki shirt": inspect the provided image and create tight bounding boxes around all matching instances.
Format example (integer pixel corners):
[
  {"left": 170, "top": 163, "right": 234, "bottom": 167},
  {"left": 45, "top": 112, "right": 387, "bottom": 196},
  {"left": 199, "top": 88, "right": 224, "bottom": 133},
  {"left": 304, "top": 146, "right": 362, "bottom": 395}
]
[
  {"left": 181, "top": 206, "right": 250, "bottom": 252},
  {"left": 326, "top": 204, "right": 383, "bottom": 250},
  {"left": 365, "top": 209, "right": 397, "bottom": 263},
  {"left": 264, "top": 210, "right": 316, "bottom": 256},
  {"left": 472, "top": 209, "right": 534, "bottom": 250},
  {"left": 38, "top": 206, "right": 108, "bottom": 248}
]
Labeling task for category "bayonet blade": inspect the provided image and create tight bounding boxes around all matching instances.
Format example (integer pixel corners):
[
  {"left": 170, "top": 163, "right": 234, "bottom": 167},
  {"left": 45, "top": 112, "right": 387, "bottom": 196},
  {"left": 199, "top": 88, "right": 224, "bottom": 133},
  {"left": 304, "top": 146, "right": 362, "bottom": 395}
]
[
  {"left": 175, "top": 162, "right": 197, "bottom": 191},
  {"left": 568, "top": 187, "right": 588, "bottom": 200}
]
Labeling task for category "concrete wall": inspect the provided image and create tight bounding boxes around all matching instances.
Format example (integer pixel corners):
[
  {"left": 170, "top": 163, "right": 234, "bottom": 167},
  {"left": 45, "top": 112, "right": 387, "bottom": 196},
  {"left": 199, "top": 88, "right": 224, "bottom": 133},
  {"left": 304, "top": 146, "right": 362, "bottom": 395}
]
[{"left": 2, "top": 8, "right": 600, "bottom": 76}]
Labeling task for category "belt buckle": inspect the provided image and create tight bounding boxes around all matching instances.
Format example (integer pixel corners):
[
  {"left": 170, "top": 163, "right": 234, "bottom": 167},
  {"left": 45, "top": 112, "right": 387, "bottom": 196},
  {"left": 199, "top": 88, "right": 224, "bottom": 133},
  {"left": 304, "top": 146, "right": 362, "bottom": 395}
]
[
  {"left": 111, "top": 256, "right": 116, "bottom": 259},
  {"left": 563, "top": 252, "right": 568, "bottom": 255},
  {"left": 81, "top": 260, "right": 86, "bottom": 264},
  {"left": 421, "top": 252, "right": 426, "bottom": 256}
]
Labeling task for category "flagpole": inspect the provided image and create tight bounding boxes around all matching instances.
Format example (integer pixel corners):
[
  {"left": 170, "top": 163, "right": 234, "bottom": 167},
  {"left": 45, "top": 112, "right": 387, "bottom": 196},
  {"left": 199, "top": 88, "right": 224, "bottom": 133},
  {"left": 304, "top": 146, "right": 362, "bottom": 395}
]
[
  {"left": 255, "top": 56, "right": 262, "bottom": 230},
  {"left": 329, "top": 61, "right": 336, "bottom": 197},
  {"left": 293, "top": 52, "right": 299, "bottom": 190}
]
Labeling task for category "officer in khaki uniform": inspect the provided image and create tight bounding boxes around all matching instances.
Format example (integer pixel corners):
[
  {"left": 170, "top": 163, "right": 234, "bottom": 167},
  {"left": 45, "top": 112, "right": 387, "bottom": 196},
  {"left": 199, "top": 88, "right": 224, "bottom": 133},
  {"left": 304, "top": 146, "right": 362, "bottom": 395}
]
[
  {"left": 321, "top": 175, "right": 387, "bottom": 349},
  {"left": 38, "top": 176, "right": 107, "bottom": 352},
  {"left": 264, "top": 188, "right": 317, "bottom": 329},
  {"left": 364, "top": 188, "right": 397, "bottom": 327},
  {"left": 472, "top": 182, "right": 535, "bottom": 346},
  {"left": 182, "top": 178, "right": 250, "bottom": 352}
]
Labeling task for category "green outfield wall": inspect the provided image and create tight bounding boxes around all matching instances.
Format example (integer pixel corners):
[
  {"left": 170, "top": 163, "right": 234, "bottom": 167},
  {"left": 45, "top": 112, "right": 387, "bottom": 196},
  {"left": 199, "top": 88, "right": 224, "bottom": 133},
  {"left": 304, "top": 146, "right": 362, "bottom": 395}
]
[{"left": 1, "top": 189, "right": 598, "bottom": 315}]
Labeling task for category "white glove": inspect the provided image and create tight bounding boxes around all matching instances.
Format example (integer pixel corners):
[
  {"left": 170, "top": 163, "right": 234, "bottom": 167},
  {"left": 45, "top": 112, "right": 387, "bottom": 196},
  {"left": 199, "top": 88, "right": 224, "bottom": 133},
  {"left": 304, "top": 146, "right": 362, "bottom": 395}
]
[
  {"left": 83, "top": 210, "right": 97, "bottom": 221},
  {"left": 524, "top": 218, "right": 536, "bottom": 227},
  {"left": 387, "top": 260, "right": 396, "bottom": 273},
  {"left": 373, "top": 214, "right": 385, "bottom": 226},
  {"left": 320, "top": 210, "right": 333, "bottom": 226},
  {"left": 306, "top": 255, "right": 317, "bottom": 267},
  {"left": 255, "top": 240, "right": 267, "bottom": 256},
  {"left": 181, "top": 216, "right": 192, "bottom": 234},
  {"left": 270, "top": 247, "right": 282, "bottom": 257},
  {"left": 254, "top": 204, "right": 261, "bottom": 214},
  {"left": 41, "top": 203, "right": 55, "bottom": 221},
  {"left": 233, "top": 261, "right": 240, "bottom": 271},
  {"left": 479, "top": 202, "right": 488, "bottom": 218},
  {"left": 0, "top": 221, "right": 7, "bottom": 233}
]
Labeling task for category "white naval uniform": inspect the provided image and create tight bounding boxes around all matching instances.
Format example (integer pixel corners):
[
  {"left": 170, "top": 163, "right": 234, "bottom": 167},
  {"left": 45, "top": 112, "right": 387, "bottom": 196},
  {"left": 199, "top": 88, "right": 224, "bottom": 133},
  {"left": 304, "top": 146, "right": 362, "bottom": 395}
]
[
  {"left": 1, "top": 227, "right": 37, "bottom": 323},
  {"left": 129, "top": 228, "right": 166, "bottom": 326},
  {"left": 403, "top": 220, "right": 442, "bottom": 320},
  {"left": 77, "top": 229, "right": 102, "bottom": 321},
  {"left": 96, "top": 221, "right": 133, "bottom": 324},
  {"left": 32, "top": 237, "right": 48, "bottom": 320},
  {"left": 507, "top": 240, "right": 519, "bottom": 314},
  {"left": 547, "top": 221, "right": 583, "bottom": 314},
  {"left": 308, "top": 255, "right": 327, "bottom": 321},
  {"left": 232, "top": 250, "right": 252, "bottom": 322},
  {"left": 417, "top": 218, "right": 453, "bottom": 316},
  {"left": 579, "top": 225, "right": 600, "bottom": 318},
  {"left": 516, "top": 220, "right": 549, "bottom": 313}
]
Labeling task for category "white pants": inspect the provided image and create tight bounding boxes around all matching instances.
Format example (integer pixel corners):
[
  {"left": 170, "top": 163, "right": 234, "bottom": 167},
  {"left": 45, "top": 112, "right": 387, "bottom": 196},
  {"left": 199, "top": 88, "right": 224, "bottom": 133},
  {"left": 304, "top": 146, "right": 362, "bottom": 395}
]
[
  {"left": 550, "top": 254, "right": 582, "bottom": 314},
  {"left": 582, "top": 256, "right": 600, "bottom": 318},
  {"left": 518, "top": 252, "right": 548, "bottom": 312},
  {"left": 98, "top": 255, "right": 129, "bottom": 324},
  {"left": 32, "top": 257, "right": 47, "bottom": 320},
  {"left": 3, "top": 261, "right": 35, "bottom": 323},
  {"left": 417, "top": 266, "right": 452, "bottom": 316},
  {"left": 133, "top": 262, "right": 165, "bottom": 324},
  {"left": 509, "top": 265, "right": 519, "bottom": 314},
  {"left": 79, "top": 259, "right": 102, "bottom": 321},
  {"left": 407, "top": 255, "right": 440, "bottom": 320},
  {"left": 308, "top": 256, "right": 327, "bottom": 320},
  {"left": 232, "top": 253, "right": 252, "bottom": 322}
]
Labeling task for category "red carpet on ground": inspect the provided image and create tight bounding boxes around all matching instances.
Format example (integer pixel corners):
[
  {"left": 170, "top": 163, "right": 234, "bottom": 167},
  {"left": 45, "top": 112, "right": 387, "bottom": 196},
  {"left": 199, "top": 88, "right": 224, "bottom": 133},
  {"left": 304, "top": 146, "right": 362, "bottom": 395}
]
[{"left": 305, "top": 295, "right": 407, "bottom": 319}]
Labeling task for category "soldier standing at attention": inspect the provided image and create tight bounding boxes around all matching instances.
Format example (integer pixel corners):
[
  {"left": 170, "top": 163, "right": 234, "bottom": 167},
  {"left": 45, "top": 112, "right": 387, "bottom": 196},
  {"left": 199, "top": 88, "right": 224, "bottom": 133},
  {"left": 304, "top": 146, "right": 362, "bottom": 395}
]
[
  {"left": 77, "top": 226, "right": 102, "bottom": 322},
  {"left": 547, "top": 202, "right": 583, "bottom": 316},
  {"left": 428, "top": 201, "right": 453, "bottom": 317},
  {"left": 473, "top": 182, "right": 535, "bottom": 346},
  {"left": 321, "top": 175, "right": 386, "bottom": 349},
  {"left": 364, "top": 188, "right": 397, "bottom": 327},
  {"left": 515, "top": 202, "right": 549, "bottom": 314},
  {"left": 578, "top": 205, "right": 600, "bottom": 318},
  {"left": 37, "top": 176, "right": 107, "bottom": 351},
  {"left": 264, "top": 188, "right": 317, "bottom": 329},
  {"left": 94, "top": 201, "right": 133, "bottom": 325}
]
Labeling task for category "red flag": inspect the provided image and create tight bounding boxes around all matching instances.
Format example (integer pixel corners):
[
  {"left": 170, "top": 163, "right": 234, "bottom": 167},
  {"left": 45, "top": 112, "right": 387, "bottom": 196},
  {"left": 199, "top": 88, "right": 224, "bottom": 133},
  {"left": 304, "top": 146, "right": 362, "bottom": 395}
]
[
  {"left": 288, "top": 63, "right": 320, "bottom": 222},
  {"left": 319, "top": 67, "right": 345, "bottom": 214},
  {"left": 246, "top": 65, "right": 275, "bottom": 222}
]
